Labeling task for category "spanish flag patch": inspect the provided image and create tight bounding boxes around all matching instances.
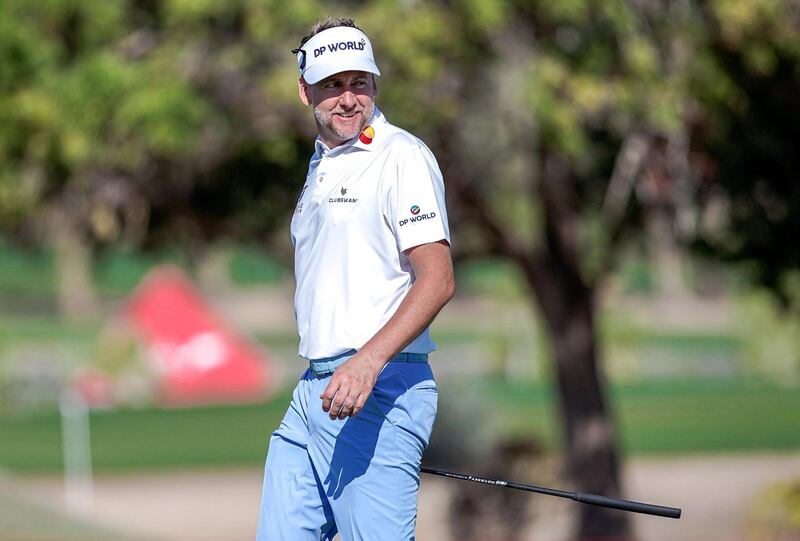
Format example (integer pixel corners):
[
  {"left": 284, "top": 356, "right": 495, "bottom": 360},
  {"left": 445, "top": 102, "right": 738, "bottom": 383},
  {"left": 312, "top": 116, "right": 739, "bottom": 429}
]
[{"left": 359, "top": 125, "right": 375, "bottom": 145}]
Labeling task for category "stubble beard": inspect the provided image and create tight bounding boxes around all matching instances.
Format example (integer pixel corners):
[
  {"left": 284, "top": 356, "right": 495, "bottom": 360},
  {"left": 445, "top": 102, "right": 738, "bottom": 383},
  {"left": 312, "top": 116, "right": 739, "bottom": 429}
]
[{"left": 314, "top": 101, "right": 374, "bottom": 143}]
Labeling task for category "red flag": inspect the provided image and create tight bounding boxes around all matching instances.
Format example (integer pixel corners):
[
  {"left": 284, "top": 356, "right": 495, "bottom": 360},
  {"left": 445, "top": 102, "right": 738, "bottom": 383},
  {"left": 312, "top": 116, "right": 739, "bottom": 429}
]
[{"left": 123, "top": 266, "right": 275, "bottom": 405}]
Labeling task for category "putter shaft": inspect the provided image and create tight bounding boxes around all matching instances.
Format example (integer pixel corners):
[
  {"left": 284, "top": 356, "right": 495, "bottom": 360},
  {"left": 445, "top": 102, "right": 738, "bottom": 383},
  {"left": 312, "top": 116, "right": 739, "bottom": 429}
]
[{"left": 420, "top": 466, "right": 681, "bottom": 519}]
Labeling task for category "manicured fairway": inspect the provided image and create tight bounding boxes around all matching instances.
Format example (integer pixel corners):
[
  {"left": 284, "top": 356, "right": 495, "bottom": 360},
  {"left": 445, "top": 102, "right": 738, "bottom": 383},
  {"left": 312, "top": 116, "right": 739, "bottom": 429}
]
[
  {"left": 482, "top": 378, "right": 800, "bottom": 454},
  {"left": 1, "top": 379, "right": 798, "bottom": 473},
  {"left": 0, "top": 390, "right": 292, "bottom": 472}
]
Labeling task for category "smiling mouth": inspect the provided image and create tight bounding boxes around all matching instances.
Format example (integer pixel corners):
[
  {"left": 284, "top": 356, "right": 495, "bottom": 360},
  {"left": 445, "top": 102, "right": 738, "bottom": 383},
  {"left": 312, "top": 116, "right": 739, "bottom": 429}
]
[{"left": 334, "top": 111, "right": 360, "bottom": 119}]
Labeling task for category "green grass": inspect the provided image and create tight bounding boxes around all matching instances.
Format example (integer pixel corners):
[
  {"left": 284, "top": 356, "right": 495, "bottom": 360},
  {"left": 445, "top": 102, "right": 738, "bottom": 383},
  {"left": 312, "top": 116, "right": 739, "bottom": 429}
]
[
  {"left": 615, "top": 379, "right": 800, "bottom": 453},
  {"left": 0, "top": 391, "right": 293, "bottom": 472},
  {"left": 0, "top": 317, "right": 99, "bottom": 351},
  {"left": 604, "top": 322, "right": 742, "bottom": 357},
  {"left": 229, "top": 247, "right": 288, "bottom": 285},
  {"left": 1, "top": 379, "right": 798, "bottom": 473},
  {"left": 476, "top": 377, "right": 800, "bottom": 455},
  {"left": 0, "top": 246, "right": 55, "bottom": 295},
  {"left": 93, "top": 249, "right": 188, "bottom": 295}
]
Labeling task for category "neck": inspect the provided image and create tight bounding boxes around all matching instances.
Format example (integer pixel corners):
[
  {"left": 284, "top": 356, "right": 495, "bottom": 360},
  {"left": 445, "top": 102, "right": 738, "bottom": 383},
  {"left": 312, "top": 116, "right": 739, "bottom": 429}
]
[{"left": 317, "top": 127, "right": 350, "bottom": 150}]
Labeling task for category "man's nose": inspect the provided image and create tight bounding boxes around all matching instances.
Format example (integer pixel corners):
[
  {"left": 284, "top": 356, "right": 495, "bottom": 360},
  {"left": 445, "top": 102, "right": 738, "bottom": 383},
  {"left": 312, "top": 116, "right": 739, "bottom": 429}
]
[{"left": 339, "top": 88, "right": 357, "bottom": 107}]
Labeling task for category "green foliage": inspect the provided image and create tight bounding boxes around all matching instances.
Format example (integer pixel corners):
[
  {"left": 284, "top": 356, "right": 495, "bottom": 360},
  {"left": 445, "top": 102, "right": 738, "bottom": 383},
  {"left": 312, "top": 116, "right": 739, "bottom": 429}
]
[
  {"left": 163, "top": 0, "right": 237, "bottom": 24},
  {"left": 0, "top": 16, "right": 55, "bottom": 91},
  {"left": 360, "top": 2, "right": 461, "bottom": 129},
  {"left": 0, "top": 0, "right": 327, "bottom": 244},
  {"left": 690, "top": 0, "right": 800, "bottom": 300},
  {"left": 524, "top": 0, "right": 696, "bottom": 159},
  {"left": 0, "top": 0, "right": 215, "bottom": 231},
  {"left": 457, "top": 0, "right": 508, "bottom": 32},
  {"left": 750, "top": 479, "right": 800, "bottom": 540},
  {"left": 0, "top": 0, "right": 795, "bottom": 301}
]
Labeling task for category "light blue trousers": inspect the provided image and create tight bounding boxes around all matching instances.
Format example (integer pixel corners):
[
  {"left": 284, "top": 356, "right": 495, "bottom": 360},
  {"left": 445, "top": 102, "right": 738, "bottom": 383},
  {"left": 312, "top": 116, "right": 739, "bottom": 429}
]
[{"left": 256, "top": 353, "right": 438, "bottom": 541}]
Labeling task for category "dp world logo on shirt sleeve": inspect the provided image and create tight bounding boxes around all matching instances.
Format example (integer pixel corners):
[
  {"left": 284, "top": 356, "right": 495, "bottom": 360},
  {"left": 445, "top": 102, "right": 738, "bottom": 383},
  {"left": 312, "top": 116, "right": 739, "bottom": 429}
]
[{"left": 399, "top": 204, "right": 436, "bottom": 227}]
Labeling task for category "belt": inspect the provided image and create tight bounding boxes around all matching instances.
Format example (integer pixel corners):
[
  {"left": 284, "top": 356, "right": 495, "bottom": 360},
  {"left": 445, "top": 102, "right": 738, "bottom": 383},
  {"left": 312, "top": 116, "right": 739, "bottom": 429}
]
[{"left": 308, "top": 350, "right": 429, "bottom": 376}]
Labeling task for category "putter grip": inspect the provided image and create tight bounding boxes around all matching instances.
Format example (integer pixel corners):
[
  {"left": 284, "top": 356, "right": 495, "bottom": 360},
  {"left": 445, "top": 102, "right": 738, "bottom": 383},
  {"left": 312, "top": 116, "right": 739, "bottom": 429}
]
[{"left": 573, "top": 492, "right": 682, "bottom": 519}]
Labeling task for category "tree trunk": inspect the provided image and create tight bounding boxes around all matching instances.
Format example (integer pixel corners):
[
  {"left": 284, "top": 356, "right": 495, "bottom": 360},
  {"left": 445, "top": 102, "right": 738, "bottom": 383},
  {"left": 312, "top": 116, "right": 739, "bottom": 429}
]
[
  {"left": 47, "top": 201, "right": 100, "bottom": 322},
  {"left": 439, "top": 133, "right": 632, "bottom": 538},
  {"left": 522, "top": 153, "right": 632, "bottom": 540},
  {"left": 527, "top": 265, "right": 630, "bottom": 539}
]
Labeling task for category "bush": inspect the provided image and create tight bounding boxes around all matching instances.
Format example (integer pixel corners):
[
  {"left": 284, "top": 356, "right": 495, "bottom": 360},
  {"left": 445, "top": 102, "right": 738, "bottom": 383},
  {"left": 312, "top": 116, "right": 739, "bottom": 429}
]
[{"left": 749, "top": 480, "right": 800, "bottom": 540}]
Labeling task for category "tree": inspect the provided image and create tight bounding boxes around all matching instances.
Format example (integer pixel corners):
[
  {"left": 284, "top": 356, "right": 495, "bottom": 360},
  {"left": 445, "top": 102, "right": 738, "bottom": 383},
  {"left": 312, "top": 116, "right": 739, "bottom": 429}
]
[
  {"left": 376, "top": 2, "right": 702, "bottom": 538},
  {"left": 0, "top": 0, "right": 324, "bottom": 317},
  {"left": 0, "top": 0, "right": 212, "bottom": 318},
  {"left": 691, "top": 0, "right": 800, "bottom": 305},
  {"left": 423, "top": 3, "right": 800, "bottom": 537}
]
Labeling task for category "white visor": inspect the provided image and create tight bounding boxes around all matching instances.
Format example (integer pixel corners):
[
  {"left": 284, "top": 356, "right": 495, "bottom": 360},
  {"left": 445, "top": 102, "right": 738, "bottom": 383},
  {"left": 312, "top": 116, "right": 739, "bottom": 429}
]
[{"left": 295, "top": 26, "right": 380, "bottom": 85}]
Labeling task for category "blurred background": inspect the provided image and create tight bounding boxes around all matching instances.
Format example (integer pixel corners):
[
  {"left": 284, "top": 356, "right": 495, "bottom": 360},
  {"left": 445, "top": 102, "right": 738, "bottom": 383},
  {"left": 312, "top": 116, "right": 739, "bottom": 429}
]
[{"left": 0, "top": 1, "right": 799, "bottom": 540}]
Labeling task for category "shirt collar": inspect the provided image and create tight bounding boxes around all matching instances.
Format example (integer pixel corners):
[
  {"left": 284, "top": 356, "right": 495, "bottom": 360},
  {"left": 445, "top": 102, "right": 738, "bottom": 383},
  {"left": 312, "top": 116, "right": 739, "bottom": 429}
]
[{"left": 313, "top": 107, "right": 387, "bottom": 158}]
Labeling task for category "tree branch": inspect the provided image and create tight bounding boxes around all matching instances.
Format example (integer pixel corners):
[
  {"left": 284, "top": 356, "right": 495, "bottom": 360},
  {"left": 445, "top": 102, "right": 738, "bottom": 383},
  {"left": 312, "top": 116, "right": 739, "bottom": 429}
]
[{"left": 602, "top": 131, "right": 653, "bottom": 223}]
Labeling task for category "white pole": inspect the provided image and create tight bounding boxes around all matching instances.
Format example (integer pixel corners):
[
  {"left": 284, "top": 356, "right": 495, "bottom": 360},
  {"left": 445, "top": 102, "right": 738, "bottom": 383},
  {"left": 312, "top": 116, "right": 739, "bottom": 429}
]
[{"left": 59, "top": 388, "right": 94, "bottom": 511}]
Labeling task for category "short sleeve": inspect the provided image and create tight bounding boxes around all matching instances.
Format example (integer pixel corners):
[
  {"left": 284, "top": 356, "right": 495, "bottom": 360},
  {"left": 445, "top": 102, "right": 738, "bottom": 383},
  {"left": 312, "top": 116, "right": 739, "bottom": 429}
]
[{"left": 385, "top": 144, "right": 451, "bottom": 253}]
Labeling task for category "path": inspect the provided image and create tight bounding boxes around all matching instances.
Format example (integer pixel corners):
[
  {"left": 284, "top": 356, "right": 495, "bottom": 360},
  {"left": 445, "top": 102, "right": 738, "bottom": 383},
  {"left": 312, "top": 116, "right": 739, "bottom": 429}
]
[{"left": 6, "top": 453, "right": 799, "bottom": 541}]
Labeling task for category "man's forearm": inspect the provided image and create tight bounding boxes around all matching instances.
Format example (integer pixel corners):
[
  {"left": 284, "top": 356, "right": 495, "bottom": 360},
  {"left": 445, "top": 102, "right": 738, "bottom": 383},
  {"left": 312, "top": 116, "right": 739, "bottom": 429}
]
[
  {"left": 357, "top": 272, "right": 454, "bottom": 369},
  {"left": 319, "top": 242, "right": 454, "bottom": 420}
]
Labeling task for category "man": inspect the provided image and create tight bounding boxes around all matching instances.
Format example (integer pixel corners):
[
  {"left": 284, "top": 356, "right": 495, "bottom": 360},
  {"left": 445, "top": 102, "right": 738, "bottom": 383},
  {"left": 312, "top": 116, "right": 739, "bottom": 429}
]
[{"left": 256, "top": 17, "right": 455, "bottom": 541}]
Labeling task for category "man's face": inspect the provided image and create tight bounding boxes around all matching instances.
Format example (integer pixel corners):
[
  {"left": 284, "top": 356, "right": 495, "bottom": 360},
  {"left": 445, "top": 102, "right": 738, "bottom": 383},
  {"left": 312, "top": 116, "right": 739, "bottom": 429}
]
[{"left": 299, "top": 70, "right": 378, "bottom": 148}]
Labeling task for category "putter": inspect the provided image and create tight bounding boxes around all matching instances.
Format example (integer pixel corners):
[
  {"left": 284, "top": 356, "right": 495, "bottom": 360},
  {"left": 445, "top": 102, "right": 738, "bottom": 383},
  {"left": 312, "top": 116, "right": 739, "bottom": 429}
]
[{"left": 421, "top": 466, "right": 682, "bottom": 519}]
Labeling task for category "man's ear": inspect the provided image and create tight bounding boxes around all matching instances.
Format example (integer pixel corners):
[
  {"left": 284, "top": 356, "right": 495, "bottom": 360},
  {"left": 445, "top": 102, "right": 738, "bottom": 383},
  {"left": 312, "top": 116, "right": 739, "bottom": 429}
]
[{"left": 298, "top": 78, "right": 312, "bottom": 106}]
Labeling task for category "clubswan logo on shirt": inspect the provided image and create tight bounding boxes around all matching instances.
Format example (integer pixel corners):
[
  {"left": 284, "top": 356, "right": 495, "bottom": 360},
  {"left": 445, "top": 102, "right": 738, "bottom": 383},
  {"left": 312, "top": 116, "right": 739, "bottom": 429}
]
[
  {"left": 399, "top": 204, "right": 436, "bottom": 227},
  {"left": 329, "top": 186, "right": 358, "bottom": 204}
]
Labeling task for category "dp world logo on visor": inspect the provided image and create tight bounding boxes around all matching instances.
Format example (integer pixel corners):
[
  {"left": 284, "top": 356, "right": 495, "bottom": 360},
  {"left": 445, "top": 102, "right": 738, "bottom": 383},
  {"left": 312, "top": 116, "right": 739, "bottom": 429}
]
[
  {"left": 293, "top": 28, "right": 380, "bottom": 84},
  {"left": 313, "top": 37, "right": 366, "bottom": 58},
  {"left": 410, "top": 205, "right": 420, "bottom": 215}
]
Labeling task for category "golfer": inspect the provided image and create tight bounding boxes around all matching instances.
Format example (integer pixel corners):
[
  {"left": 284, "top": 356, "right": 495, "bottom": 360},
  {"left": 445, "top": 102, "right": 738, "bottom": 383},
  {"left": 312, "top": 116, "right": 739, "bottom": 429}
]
[{"left": 256, "top": 17, "right": 455, "bottom": 541}]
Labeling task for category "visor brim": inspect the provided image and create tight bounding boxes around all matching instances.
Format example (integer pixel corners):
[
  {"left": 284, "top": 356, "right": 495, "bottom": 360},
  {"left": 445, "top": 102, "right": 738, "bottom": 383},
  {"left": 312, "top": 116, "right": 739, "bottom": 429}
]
[{"left": 302, "top": 58, "right": 381, "bottom": 85}]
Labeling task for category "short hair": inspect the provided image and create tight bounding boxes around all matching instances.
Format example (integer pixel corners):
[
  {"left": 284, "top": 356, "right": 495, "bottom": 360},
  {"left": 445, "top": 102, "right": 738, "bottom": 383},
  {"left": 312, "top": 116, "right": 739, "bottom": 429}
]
[{"left": 299, "top": 17, "right": 362, "bottom": 47}]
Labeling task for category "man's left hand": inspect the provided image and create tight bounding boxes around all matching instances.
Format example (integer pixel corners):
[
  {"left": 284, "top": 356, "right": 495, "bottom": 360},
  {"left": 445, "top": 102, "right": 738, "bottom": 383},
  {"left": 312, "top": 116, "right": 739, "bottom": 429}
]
[{"left": 320, "top": 354, "right": 383, "bottom": 420}]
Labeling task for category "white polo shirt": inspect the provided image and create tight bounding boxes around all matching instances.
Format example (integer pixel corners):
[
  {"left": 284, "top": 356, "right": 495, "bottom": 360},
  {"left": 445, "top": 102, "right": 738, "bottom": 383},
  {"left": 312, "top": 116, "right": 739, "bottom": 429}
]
[{"left": 291, "top": 108, "right": 450, "bottom": 360}]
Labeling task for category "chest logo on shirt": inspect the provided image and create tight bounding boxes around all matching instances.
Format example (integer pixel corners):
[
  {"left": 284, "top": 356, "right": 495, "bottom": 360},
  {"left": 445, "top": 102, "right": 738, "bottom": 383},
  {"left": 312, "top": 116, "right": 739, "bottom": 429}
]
[
  {"left": 294, "top": 185, "right": 308, "bottom": 214},
  {"left": 329, "top": 186, "right": 358, "bottom": 204},
  {"left": 399, "top": 204, "right": 437, "bottom": 226}
]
